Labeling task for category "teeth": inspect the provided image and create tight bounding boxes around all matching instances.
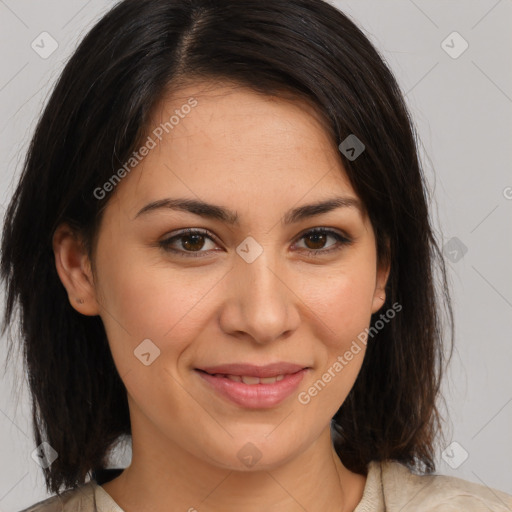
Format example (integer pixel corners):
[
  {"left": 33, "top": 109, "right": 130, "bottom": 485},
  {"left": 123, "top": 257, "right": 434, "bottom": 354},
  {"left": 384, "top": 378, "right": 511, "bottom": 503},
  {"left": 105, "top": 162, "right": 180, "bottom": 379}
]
[
  {"left": 217, "top": 374, "right": 286, "bottom": 384},
  {"left": 241, "top": 375, "right": 261, "bottom": 385},
  {"left": 260, "top": 376, "right": 279, "bottom": 384}
]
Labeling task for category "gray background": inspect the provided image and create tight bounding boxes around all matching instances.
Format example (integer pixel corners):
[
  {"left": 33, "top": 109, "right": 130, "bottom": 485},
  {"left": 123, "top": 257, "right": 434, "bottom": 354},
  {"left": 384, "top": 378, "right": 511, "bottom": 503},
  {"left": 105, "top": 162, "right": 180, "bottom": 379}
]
[{"left": 1, "top": 0, "right": 511, "bottom": 510}]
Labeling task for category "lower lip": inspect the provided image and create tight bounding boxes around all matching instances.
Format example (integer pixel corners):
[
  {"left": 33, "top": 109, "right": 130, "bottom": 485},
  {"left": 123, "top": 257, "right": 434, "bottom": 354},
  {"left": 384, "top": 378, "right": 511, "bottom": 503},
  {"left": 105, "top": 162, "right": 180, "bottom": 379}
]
[{"left": 196, "top": 369, "right": 308, "bottom": 409}]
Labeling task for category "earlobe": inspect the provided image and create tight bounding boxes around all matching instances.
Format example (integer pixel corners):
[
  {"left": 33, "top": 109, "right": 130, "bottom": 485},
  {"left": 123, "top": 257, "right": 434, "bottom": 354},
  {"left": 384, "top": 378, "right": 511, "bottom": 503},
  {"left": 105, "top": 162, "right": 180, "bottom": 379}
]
[
  {"left": 371, "top": 291, "right": 386, "bottom": 314},
  {"left": 52, "top": 223, "right": 100, "bottom": 316},
  {"left": 371, "top": 256, "right": 391, "bottom": 314}
]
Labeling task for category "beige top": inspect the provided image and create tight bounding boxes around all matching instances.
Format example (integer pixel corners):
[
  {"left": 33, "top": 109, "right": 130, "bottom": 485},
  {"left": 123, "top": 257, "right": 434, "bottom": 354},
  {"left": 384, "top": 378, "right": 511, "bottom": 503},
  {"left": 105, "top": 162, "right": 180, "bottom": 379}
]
[{"left": 19, "top": 460, "right": 512, "bottom": 511}]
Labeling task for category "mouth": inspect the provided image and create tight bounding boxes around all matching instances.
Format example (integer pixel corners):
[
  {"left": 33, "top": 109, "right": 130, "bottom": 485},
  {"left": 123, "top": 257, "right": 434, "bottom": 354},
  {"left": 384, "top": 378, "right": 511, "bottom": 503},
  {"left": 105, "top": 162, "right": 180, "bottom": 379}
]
[{"left": 194, "top": 363, "right": 310, "bottom": 409}]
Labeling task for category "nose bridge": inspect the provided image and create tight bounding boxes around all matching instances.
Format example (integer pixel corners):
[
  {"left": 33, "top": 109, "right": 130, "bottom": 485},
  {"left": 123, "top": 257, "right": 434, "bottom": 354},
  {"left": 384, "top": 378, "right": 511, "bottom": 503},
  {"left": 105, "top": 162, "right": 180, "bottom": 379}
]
[
  {"left": 221, "top": 242, "right": 298, "bottom": 343},
  {"left": 240, "top": 247, "right": 281, "bottom": 301}
]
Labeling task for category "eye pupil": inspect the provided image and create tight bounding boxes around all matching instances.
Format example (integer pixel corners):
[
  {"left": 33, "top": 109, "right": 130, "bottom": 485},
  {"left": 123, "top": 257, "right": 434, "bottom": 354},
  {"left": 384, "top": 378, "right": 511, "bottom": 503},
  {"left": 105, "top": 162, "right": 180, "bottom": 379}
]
[
  {"left": 161, "top": 228, "right": 348, "bottom": 258},
  {"left": 305, "top": 233, "right": 327, "bottom": 250},
  {"left": 182, "top": 234, "right": 205, "bottom": 251}
]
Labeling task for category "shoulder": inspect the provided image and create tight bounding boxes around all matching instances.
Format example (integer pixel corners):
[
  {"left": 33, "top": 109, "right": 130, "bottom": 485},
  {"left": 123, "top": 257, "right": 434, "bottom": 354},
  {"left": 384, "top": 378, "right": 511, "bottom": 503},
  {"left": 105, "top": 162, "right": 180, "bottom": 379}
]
[
  {"left": 367, "top": 459, "right": 512, "bottom": 511},
  {"left": 18, "top": 481, "right": 97, "bottom": 512}
]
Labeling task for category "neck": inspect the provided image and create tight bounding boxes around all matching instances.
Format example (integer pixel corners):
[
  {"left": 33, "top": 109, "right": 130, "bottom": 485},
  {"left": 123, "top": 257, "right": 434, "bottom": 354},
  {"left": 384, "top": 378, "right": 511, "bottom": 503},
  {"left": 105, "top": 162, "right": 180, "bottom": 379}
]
[{"left": 102, "top": 415, "right": 366, "bottom": 512}]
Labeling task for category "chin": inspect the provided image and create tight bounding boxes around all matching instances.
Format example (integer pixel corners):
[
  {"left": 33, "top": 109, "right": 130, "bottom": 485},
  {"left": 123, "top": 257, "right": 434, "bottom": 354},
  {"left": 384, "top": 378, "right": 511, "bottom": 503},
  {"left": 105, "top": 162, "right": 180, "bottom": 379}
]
[{"left": 195, "top": 433, "right": 306, "bottom": 472}]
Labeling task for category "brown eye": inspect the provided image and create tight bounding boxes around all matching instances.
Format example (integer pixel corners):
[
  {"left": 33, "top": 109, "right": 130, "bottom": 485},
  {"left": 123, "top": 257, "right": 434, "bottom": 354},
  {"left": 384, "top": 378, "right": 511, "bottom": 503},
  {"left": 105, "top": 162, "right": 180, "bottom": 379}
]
[
  {"left": 181, "top": 233, "right": 207, "bottom": 251},
  {"left": 294, "top": 228, "right": 352, "bottom": 256},
  {"left": 159, "top": 228, "right": 218, "bottom": 257},
  {"left": 158, "top": 227, "right": 352, "bottom": 259},
  {"left": 303, "top": 231, "right": 329, "bottom": 250}
]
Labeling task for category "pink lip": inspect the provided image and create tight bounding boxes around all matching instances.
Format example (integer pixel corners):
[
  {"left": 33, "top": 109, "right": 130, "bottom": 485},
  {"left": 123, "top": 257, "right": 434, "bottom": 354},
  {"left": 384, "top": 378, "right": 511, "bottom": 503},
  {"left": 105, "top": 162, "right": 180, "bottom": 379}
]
[{"left": 195, "top": 363, "right": 309, "bottom": 409}]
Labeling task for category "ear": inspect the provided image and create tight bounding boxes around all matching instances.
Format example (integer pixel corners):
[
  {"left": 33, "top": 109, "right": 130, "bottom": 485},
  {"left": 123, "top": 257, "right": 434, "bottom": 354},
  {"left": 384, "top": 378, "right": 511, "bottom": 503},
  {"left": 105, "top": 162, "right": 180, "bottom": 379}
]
[
  {"left": 371, "top": 238, "right": 391, "bottom": 315},
  {"left": 52, "top": 223, "right": 100, "bottom": 316}
]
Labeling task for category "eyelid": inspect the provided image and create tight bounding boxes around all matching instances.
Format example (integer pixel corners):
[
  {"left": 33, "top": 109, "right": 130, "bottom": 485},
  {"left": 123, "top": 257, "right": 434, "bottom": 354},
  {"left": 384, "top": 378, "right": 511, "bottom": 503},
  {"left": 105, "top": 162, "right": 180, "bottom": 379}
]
[
  {"left": 292, "top": 227, "right": 352, "bottom": 256},
  {"left": 294, "top": 226, "right": 351, "bottom": 243},
  {"left": 159, "top": 228, "right": 219, "bottom": 258},
  {"left": 158, "top": 226, "right": 353, "bottom": 258}
]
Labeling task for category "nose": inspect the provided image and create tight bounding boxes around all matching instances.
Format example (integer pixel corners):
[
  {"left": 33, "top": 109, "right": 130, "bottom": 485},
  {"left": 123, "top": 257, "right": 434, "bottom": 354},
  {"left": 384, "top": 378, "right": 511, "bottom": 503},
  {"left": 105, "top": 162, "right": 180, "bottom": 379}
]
[{"left": 218, "top": 248, "right": 301, "bottom": 345}]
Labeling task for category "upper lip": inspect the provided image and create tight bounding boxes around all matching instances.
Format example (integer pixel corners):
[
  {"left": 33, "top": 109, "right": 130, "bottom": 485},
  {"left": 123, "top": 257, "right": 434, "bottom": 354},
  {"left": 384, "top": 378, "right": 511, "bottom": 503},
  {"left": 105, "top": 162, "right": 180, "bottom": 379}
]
[{"left": 197, "top": 363, "right": 309, "bottom": 378}]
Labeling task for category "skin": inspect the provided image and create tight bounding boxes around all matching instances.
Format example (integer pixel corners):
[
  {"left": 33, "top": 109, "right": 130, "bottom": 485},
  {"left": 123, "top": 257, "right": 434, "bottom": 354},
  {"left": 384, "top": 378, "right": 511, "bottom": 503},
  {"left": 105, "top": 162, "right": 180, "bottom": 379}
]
[{"left": 53, "top": 81, "right": 390, "bottom": 512}]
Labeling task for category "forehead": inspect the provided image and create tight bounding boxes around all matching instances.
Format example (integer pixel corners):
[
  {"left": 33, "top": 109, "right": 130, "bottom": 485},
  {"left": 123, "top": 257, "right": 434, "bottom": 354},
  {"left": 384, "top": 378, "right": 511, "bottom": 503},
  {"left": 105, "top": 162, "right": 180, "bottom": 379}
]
[
  {"left": 148, "top": 80, "right": 338, "bottom": 160},
  {"left": 110, "top": 81, "right": 362, "bottom": 221}
]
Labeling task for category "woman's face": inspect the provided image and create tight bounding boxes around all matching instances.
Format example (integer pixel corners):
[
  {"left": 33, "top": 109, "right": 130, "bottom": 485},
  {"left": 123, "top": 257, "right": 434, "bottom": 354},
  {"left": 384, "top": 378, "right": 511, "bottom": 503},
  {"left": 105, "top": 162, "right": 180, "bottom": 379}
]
[{"left": 83, "top": 82, "right": 389, "bottom": 470}]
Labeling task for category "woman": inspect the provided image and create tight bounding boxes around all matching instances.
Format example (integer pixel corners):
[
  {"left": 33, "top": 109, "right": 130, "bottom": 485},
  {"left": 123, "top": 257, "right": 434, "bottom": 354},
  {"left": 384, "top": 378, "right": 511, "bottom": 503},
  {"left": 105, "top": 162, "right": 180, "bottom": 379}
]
[{"left": 2, "top": 0, "right": 511, "bottom": 511}]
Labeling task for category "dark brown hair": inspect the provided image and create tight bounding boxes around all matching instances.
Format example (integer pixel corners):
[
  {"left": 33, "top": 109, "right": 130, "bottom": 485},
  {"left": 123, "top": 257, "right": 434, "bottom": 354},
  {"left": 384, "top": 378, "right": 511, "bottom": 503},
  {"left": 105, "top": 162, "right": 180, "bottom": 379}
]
[{"left": 1, "top": 0, "right": 453, "bottom": 495}]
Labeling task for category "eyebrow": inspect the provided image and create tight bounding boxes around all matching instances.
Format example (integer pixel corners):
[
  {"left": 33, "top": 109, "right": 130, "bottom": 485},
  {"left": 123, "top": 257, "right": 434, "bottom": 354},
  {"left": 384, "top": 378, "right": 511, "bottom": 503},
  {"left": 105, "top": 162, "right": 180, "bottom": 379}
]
[{"left": 134, "top": 196, "right": 363, "bottom": 225}]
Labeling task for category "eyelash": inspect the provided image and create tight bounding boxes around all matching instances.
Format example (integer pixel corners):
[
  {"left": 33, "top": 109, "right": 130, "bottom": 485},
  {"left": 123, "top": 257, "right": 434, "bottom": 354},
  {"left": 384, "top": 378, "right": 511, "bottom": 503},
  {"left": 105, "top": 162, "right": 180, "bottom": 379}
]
[{"left": 158, "top": 227, "right": 353, "bottom": 259}]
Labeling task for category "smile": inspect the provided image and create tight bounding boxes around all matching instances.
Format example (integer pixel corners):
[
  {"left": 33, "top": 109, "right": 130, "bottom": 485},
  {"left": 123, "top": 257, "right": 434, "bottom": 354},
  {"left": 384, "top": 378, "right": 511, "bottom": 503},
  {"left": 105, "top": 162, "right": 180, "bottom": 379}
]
[
  {"left": 195, "top": 363, "right": 310, "bottom": 409},
  {"left": 210, "top": 374, "right": 286, "bottom": 384}
]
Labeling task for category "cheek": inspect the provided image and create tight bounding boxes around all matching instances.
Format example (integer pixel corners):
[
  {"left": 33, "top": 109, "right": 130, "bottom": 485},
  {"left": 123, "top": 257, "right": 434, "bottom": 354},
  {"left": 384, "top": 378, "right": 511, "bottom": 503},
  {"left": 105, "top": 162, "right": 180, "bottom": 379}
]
[
  {"left": 296, "top": 271, "right": 373, "bottom": 419},
  {"left": 94, "top": 244, "right": 224, "bottom": 360},
  {"left": 299, "top": 262, "right": 376, "bottom": 348}
]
